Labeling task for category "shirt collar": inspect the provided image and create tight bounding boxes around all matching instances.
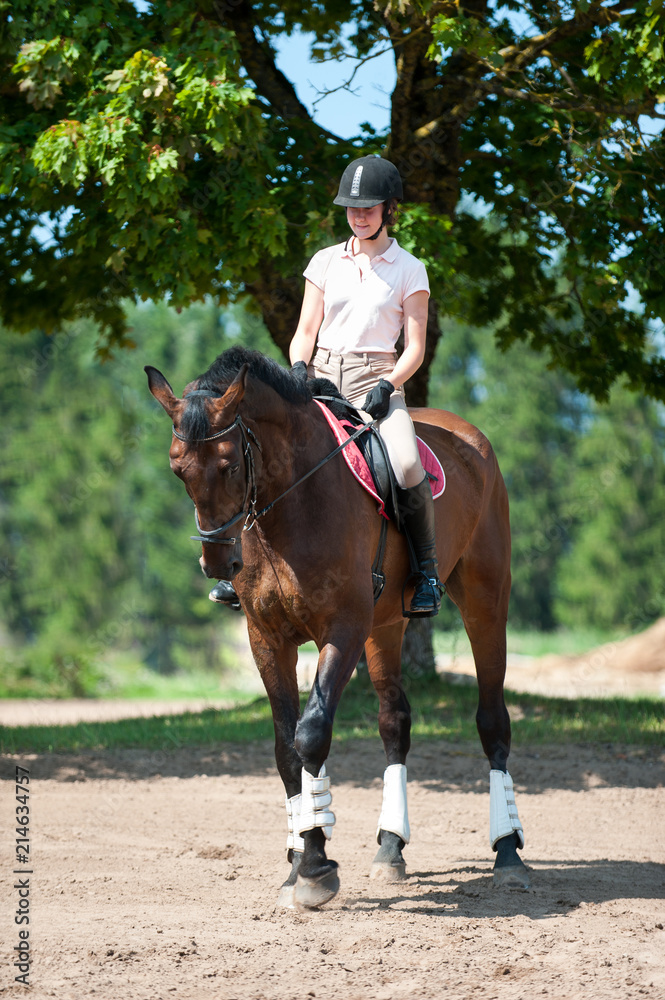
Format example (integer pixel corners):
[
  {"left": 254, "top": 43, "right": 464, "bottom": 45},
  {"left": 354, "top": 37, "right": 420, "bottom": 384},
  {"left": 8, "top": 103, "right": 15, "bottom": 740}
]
[{"left": 340, "top": 237, "right": 400, "bottom": 262}]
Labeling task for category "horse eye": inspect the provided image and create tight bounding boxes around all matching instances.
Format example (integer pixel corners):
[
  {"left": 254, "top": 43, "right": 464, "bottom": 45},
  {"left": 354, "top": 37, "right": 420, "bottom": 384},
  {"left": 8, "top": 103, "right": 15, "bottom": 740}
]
[{"left": 225, "top": 464, "right": 240, "bottom": 478}]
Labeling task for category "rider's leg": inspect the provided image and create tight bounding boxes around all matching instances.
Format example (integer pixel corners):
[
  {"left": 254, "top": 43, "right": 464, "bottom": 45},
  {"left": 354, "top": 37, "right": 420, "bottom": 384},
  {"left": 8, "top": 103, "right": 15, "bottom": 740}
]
[
  {"left": 395, "top": 476, "right": 442, "bottom": 617},
  {"left": 310, "top": 353, "right": 442, "bottom": 617},
  {"left": 377, "top": 397, "right": 443, "bottom": 618}
]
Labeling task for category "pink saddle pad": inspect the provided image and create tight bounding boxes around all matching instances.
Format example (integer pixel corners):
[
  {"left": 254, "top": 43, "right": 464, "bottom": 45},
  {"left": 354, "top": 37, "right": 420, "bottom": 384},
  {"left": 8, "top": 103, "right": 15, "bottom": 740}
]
[{"left": 314, "top": 400, "right": 445, "bottom": 517}]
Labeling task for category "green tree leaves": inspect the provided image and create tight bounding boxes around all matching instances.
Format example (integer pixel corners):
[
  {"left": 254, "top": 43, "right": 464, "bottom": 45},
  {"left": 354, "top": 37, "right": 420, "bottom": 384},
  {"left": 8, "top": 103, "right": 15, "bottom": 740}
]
[
  {"left": 0, "top": 299, "right": 281, "bottom": 692},
  {"left": 1, "top": 0, "right": 282, "bottom": 352},
  {"left": 13, "top": 37, "right": 84, "bottom": 109},
  {"left": 429, "top": 10, "right": 505, "bottom": 66},
  {"left": 2, "top": 0, "right": 665, "bottom": 401}
]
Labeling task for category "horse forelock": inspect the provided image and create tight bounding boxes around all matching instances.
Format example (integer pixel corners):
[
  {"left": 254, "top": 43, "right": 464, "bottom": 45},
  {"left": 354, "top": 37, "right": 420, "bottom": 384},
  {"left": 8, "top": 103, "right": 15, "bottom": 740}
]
[{"left": 179, "top": 394, "right": 212, "bottom": 442}]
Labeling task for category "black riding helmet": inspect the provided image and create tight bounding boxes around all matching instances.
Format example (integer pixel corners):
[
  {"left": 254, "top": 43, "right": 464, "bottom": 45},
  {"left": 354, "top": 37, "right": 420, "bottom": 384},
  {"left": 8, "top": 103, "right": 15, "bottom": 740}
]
[
  {"left": 333, "top": 155, "right": 403, "bottom": 207},
  {"left": 334, "top": 155, "right": 403, "bottom": 241}
]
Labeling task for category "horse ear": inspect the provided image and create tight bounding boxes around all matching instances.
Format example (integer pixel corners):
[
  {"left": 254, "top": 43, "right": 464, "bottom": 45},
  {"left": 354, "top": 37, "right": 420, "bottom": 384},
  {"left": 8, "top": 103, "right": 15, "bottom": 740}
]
[
  {"left": 212, "top": 363, "right": 249, "bottom": 416},
  {"left": 145, "top": 365, "right": 183, "bottom": 421}
]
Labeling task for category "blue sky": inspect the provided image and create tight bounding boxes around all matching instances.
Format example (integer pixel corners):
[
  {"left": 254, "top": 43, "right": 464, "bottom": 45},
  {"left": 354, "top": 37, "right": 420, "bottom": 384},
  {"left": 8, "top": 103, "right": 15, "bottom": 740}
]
[{"left": 273, "top": 31, "right": 395, "bottom": 139}]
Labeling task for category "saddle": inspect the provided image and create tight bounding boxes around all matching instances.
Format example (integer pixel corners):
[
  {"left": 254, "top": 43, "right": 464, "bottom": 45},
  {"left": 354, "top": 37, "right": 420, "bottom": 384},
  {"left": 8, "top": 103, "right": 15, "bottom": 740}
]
[
  {"left": 315, "top": 398, "right": 398, "bottom": 519},
  {"left": 310, "top": 378, "right": 444, "bottom": 533}
]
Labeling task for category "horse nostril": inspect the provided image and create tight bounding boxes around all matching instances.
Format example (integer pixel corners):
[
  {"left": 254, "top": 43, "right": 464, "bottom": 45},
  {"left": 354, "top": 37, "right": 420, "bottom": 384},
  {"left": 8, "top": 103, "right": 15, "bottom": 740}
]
[
  {"left": 199, "top": 553, "right": 243, "bottom": 580},
  {"left": 224, "top": 558, "right": 242, "bottom": 581}
]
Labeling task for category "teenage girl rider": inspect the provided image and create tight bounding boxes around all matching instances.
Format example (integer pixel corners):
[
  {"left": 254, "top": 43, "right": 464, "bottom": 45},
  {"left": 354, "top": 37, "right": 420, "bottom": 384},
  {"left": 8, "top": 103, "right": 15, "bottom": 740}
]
[{"left": 211, "top": 155, "right": 442, "bottom": 618}]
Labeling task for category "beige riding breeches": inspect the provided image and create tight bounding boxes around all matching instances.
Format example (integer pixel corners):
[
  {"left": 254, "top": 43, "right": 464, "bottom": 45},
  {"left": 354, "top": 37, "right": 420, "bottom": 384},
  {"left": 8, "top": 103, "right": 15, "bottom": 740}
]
[{"left": 309, "top": 348, "right": 425, "bottom": 488}]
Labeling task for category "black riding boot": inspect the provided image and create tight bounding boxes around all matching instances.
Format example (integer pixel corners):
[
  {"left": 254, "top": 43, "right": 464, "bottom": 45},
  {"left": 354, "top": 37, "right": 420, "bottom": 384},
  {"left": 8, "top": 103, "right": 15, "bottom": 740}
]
[
  {"left": 209, "top": 580, "right": 242, "bottom": 611},
  {"left": 396, "top": 476, "right": 443, "bottom": 618}
]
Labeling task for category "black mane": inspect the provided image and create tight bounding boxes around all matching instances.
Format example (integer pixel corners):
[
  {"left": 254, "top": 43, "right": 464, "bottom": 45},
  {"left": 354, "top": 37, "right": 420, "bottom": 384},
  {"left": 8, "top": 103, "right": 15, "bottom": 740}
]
[{"left": 180, "top": 346, "right": 312, "bottom": 441}]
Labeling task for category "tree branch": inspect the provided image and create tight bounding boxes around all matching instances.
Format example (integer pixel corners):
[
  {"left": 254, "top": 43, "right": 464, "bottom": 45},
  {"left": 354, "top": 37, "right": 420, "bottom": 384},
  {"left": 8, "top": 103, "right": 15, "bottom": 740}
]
[
  {"left": 496, "top": 0, "right": 637, "bottom": 74},
  {"left": 310, "top": 44, "right": 393, "bottom": 111},
  {"left": 475, "top": 77, "right": 662, "bottom": 121},
  {"left": 417, "top": 72, "right": 661, "bottom": 142},
  {"left": 408, "top": 0, "right": 638, "bottom": 135},
  {"left": 464, "top": 149, "right": 515, "bottom": 168}
]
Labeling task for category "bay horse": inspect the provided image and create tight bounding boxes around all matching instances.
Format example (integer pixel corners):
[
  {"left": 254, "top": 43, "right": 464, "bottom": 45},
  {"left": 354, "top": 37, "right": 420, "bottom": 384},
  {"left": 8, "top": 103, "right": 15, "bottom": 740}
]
[{"left": 145, "top": 346, "right": 528, "bottom": 908}]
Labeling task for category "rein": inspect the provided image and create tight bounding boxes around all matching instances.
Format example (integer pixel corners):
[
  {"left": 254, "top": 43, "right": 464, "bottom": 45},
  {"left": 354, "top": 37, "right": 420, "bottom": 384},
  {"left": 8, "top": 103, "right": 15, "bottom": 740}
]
[{"left": 174, "top": 394, "right": 373, "bottom": 545}]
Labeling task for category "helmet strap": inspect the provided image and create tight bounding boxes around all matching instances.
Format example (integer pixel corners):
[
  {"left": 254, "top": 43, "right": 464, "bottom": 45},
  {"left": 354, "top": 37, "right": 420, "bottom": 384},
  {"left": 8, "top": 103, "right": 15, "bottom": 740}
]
[
  {"left": 367, "top": 202, "right": 391, "bottom": 241},
  {"left": 347, "top": 203, "right": 391, "bottom": 249}
]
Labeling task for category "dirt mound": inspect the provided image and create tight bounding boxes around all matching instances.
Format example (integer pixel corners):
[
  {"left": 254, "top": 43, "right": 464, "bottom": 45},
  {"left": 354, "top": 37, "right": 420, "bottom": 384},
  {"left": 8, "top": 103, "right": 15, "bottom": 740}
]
[
  {"left": 579, "top": 617, "right": 665, "bottom": 674},
  {"left": 531, "top": 618, "right": 665, "bottom": 699},
  {"left": 436, "top": 620, "right": 665, "bottom": 699}
]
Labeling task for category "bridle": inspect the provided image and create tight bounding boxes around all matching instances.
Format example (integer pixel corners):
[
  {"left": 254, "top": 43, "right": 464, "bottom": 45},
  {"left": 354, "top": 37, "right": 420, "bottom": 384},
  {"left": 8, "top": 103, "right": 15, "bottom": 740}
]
[
  {"left": 174, "top": 389, "right": 372, "bottom": 545},
  {"left": 172, "top": 391, "right": 260, "bottom": 545}
]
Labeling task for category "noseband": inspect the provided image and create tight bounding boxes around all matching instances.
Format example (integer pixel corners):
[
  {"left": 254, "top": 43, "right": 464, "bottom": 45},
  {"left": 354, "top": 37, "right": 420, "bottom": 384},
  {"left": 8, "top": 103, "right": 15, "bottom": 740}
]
[{"left": 174, "top": 388, "right": 373, "bottom": 545}]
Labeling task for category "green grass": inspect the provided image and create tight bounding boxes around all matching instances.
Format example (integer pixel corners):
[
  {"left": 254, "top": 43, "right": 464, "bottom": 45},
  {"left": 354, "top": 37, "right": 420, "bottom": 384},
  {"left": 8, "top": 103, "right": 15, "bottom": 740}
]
[
  {"left": 0, "top": 629, "right": 637, "bottom": 701},
  {"left": 505, "top": 626, "right": 626, "bottom": 658},
  {"left": 0, "top": 650, "right": 260, "bottom": 702},
  {"left": 95, "top": 657, "right": 256, "bottom": 702},
  {"left": 433, "top": 624, "right": 626, "bottom": 659},
  {"left": 1, "top": 672, "right": 662, "bottom": 754}
]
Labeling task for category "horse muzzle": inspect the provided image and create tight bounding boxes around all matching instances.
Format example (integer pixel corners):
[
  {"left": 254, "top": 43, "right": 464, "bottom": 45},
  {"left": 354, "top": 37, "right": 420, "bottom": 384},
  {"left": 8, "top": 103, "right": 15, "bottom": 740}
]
[{"left": 199, "top": 544, "right": 243, "bottom": 581}]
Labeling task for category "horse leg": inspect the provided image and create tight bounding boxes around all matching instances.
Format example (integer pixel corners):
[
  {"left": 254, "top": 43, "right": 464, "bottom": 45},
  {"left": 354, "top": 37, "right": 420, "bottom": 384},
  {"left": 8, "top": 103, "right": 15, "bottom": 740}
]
[
  {"left": 446, "top": 551, "right": 529, "bottom": 889},
  {"left": 365, "top": 622, "right": 411, "bottom": 882},
  {"left": 245, "top": 621, "right": 304, "bottom": 908},
  {"left": 292, "top": 628, "right": 368, "bottom": 909},
  {"left": 473, "top": 632, "right": 528, "bottom": 888}
]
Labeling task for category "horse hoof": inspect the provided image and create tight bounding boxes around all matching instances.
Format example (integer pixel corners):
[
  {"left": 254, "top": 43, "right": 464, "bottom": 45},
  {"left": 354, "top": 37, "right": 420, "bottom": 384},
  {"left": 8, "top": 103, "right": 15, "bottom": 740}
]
[
  {"left": 370, "top": 860, "right": 407, "bottom": 882},
  {"left": 493, "top": 865, "right": 530, "bottom": 889},
  {"left": 294, "top": 868, "right": 340, "bottom": 909}
]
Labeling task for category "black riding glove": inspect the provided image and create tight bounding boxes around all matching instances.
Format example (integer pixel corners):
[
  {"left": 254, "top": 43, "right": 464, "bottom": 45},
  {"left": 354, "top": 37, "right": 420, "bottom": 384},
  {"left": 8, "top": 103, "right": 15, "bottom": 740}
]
[
  {"left": 290, "top": 361, "right": 308, "bottom": 383},
  {"left": 362, "top": 379, "right": 395, "bottom": 420}
]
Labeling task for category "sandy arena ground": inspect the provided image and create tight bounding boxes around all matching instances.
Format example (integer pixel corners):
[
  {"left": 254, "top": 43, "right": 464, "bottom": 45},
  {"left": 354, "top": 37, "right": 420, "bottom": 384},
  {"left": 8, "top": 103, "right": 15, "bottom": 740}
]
[{"left": 1, "top": 623, "right": 664, "bottom": 999}]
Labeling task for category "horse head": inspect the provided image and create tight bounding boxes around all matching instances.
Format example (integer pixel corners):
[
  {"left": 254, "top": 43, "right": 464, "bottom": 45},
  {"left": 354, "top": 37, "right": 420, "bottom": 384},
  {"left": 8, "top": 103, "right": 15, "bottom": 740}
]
[{"left": 145, "top": 363, "right": 251, "bottom": 582}]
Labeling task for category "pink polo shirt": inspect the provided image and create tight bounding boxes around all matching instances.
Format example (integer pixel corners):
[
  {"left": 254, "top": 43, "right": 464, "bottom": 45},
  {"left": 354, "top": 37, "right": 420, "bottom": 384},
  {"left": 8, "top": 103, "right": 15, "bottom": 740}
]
[{"left": 303, "top": 238, "right": 430, "bottom": 354}]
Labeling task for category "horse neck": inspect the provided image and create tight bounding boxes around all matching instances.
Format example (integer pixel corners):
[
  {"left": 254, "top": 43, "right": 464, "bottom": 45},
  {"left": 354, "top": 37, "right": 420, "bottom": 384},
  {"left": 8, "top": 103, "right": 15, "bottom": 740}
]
[{"left": 243, "top": 381, "right": 324, "bottom": 493}]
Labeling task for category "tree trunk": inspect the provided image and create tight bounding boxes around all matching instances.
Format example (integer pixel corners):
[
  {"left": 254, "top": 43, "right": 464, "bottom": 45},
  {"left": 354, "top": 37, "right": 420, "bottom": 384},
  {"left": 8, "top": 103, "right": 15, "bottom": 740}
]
[{"left": 401, "top": 618, "right": 436, "bottom": 678}]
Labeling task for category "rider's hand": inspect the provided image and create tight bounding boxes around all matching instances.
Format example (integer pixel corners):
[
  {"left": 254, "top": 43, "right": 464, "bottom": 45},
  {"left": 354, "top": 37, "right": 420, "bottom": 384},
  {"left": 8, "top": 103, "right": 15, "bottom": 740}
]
[
  {"left": 362, "top": 379, "right": 394, "bottom": 420},
  {"left": 290, "top": 361, "right": 309, "bottom": 383}
]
